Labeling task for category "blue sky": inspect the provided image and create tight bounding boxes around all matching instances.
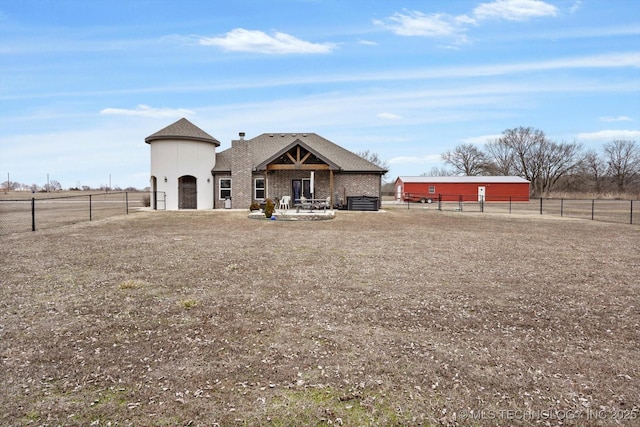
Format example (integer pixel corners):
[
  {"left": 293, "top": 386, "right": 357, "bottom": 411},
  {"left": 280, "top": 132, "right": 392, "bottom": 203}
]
[{"left": 1, "top": 0, "right": 639, "bottom": 189}]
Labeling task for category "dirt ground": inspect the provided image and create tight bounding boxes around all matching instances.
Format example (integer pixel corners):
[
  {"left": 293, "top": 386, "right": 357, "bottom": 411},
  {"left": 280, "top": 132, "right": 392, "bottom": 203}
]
[{"left": 1, "top": 208, "right": 638, "bottom": 426}]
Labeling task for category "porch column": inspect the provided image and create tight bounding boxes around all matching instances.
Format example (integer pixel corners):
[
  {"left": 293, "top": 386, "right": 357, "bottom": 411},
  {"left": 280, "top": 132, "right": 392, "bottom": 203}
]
[{"left": 329, "top": 170, "right": 334, "bottom": 206}]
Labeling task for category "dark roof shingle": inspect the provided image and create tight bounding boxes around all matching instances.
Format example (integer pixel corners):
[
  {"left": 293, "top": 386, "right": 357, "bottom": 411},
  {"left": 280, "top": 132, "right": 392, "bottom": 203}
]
[
  {"left": 212, "top": 133, "right": 386, "bottom": 173},
  {"left": 145, "top": 118, "right": 220, "bottom": 146}
]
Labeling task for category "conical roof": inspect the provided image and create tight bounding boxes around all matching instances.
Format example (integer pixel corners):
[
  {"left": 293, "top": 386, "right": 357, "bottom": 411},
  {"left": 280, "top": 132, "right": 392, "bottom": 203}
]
[{"left": 145, "top": 118, "right": 220, "bottom": 146}]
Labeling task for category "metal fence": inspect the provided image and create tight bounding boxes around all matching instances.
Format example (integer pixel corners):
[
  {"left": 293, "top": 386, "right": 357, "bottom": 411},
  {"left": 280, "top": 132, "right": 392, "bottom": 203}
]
[
  {"left": 0, "top": 191, "right": 156, "bottom": 235},
  {"left": 152, "top": 191, "right": 166, "bottom": 211},
  {"left": 400, "top": 194, "right": 637, "bottom": 225}
]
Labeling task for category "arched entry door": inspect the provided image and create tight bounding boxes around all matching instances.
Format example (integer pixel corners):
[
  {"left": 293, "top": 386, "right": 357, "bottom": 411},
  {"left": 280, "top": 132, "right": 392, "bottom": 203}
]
[{"left": 179, "top": 175, "right": 197, "bottom": 209}]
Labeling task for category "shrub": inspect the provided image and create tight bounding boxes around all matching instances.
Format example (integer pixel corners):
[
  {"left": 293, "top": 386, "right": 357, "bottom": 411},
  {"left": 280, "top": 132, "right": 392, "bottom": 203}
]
[
  {"left": 141, "top": 193, "right": 151, "bottom": 207},
  {"left": 264, "top": 198, "right": 275, "bottom": 218},
  {"left": 180, "top": 299, "right": 198, "bottom": 309},
  {"left": 249, "top": 202, "right": 261, "bottom": 211}
]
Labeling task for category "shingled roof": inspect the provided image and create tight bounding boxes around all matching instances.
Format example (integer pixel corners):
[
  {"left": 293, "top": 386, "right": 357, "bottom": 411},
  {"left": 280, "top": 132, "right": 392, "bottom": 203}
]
[
  {"left": 145, "top": 118, "right": 220, "bottom": 146},
  {"left": 212, "top": 133, "right": 387, "bottom": 173}
]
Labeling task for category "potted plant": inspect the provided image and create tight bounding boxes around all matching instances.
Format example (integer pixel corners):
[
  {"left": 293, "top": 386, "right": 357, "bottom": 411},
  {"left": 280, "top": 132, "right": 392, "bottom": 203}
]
[{"left": 264, "top": 198, "right": 275, "bottom": 218}]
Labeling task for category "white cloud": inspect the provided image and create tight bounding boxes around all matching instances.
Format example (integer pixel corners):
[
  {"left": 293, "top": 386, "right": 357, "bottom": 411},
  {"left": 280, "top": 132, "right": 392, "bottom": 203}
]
[
  {"left": 376, "top": 0, "right": 558, "bottom": 42},
  {"left": 199, "top": 28, "right": 336, "bottom": 54},
  {"left": 576, "top": 129, "right": 640, "bottom": 141},
  {"left": 100, "top": 104, "right": 194, "bottom": 118},
  {"left": 373, "top": 11, "right": 466, "bottom": 44},
  {"left": 473, "top": 0, "right": 558, "bottom": 22},
  {"left": 377, "top": 112, "right": 403, "bottom": 120},
  {"left": 598, "top": 116, "right": 635, "bottom": 123},
  {"left": 357, "top": 39, "right": 378, "bottom": 46},
  {"left": 374, "top": 11, "right": 463, "bottom": 38},
  {"left": 570, "top": 0, "right": 582, "bottom": 14}
]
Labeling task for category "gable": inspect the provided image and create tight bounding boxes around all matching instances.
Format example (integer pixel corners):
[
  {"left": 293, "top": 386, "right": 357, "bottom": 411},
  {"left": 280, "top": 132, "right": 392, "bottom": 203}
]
[
  {"left": 255, "top": 139, "right": 340, "bottom": 171},
  {"left": 251, "top": 133, "right": 386, "bottom": 173}
]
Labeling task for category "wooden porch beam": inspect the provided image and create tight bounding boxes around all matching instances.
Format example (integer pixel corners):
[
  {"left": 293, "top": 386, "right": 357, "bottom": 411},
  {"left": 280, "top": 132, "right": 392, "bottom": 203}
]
[
  {"left": 266, "top": 164, "right": 330, "bottom": 171},
  {"left": 300, "top": 152, "right": 312, "bottom": 164}
]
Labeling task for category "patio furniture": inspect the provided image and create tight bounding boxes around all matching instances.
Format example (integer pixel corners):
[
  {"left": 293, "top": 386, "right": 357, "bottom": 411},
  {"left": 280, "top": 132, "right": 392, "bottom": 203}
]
[
  {"left": 295, "top": 197, "right": 331, "bottom": 212},
  {"left": 279, "top": 196, "right": 291, "bottom": 210}
]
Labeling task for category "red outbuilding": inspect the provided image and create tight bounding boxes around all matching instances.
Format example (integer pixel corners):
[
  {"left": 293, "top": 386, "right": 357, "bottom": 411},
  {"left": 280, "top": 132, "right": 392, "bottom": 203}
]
[{"left": 394, "top": 176, "right": 530, "bottom": 203}]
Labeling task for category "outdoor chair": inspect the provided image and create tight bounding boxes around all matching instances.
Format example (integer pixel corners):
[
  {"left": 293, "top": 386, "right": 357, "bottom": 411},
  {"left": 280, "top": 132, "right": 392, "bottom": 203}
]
[{"left": 279, "top": 196, "right": 291, "bottom": 210}]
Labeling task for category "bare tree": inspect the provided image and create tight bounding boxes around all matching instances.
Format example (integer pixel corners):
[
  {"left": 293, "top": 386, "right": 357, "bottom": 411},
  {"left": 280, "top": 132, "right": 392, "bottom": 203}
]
[
  {"left": 496, "top": 126, "right": 583, "bottom": 196},
  {"left": 497, "top": 127, "right": 546, "bottom": 192},
  {"left": 356, "top": 150, "right": 389, "bottom": 178},
  {"left": 581, "top": 150, "right": 607, "bottom": 193},
  {"left": 603, "top": 140, "right": 639, "bottom": 193},
  {"left": 441, "top": 143, "right": 488, "bottom": 175},
  {"left": 484, "top": 138, "right": 516, "bottom": 175},
  {"left": 537, "top": 139, "right": 584, "bottom": 195}
]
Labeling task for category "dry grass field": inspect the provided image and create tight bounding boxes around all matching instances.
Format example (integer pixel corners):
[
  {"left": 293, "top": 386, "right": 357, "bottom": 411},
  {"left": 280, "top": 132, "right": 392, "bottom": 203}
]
[{"left": 1, "top": 208, "right": 639, "bottom": 426}]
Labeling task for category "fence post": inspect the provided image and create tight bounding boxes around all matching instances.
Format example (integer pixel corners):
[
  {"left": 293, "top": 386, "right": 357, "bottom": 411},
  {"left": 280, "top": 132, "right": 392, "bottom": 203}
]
[
  {"left": 89, "top": 194, "right": 92, "bottom": 221},
  {"left": 438, "top": 194, "right": 442, "bottom": 211},
  {"left": 31, "top": 197, "right": 36, "bottom": 231},
  {"left": 509, "top": 196, "right": 512, "bottom": 214},
  {"left": 539, "top": 197, "right": 543, "bottom": 215},
  {"left": 631, "top": 200, "right": 634, "bottom": 225},
  {"left": 125, "top": 192, "right": 129, "bottom": 215},
  {"left": 459, "top": 195, "right": 463, "bottom": 212},
  {"left": 591, "top": 199, "right": 595, "bottom": 221},
  {"left": 560, "top": 198, "right": 564, "bottom": 217},
  {"left": 480, "top": 195, "right": 484, "bottom": 213}
]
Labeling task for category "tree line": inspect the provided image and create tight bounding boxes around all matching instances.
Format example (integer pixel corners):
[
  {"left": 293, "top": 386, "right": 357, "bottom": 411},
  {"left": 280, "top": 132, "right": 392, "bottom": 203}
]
[
  {"left": 2, "top": 181, "right": 140, "bottom": 193},
  {"left": 437, "top": 126, "right": 639, "bottom": 197}
]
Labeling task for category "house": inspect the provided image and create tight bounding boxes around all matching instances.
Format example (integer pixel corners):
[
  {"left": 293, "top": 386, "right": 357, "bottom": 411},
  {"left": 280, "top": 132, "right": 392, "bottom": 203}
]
[
  {"left": 146, "top": 118, "right": 387, "bottom": 210},
  {"left": 395, "top": 176, "right": 530, "bottom": 203}
]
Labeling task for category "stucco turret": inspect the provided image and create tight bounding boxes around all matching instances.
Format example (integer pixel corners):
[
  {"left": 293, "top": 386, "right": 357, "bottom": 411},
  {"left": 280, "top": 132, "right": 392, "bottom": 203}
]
[{"left": 146, "top": 118, "right": 219, "bottom": 210}]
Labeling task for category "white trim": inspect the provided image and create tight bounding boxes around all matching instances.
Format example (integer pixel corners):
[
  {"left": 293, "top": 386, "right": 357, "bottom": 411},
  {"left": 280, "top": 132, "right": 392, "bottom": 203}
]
[
  {"left": 397, "top": 176, "right": 530, "bottom": 184},
  {"left": 219, "top": 178, "right": 232, "bottom": 200}
]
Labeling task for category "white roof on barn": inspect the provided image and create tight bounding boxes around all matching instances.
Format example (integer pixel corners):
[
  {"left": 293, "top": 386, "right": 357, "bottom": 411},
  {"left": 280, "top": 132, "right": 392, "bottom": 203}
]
[{"left": 397, "top": 176, "right": 530, "bottom": 183}]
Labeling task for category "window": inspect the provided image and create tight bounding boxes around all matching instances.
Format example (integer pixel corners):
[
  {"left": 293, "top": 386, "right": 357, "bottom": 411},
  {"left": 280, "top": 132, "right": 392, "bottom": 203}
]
[
  {"left": 219, "top": 178, "right": 231, "bottom": 199},
  {"left": 254, "top": 178, "right": 265, "bottom": 200},
  {"left": 429, "top": 186, "right": 436, "bottom": 194}
]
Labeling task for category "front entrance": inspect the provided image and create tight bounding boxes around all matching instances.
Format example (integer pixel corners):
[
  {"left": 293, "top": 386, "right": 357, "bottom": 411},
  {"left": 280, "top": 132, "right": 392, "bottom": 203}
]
[
  {"left": 179, "top": 175, "right": 197, "bottom": 209},
  {"left": 478, "top": 186, "right": 486, "bottom": 202},
  {"left": 292, "top": 178, "right": 312, "bottom": 202}
]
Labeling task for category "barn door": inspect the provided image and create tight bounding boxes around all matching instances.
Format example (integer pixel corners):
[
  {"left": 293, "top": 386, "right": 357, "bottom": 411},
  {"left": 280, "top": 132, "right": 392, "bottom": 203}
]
[
  {"left": 179, "top": 175, "right": 197, "bottom": 209},
  {"left": 477, "top": 186, "right": 486, "bottom": 202}
]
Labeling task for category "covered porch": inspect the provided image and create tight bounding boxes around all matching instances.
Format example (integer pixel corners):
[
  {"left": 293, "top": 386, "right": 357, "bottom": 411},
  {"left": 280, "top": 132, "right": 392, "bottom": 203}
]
[{"left": 256, "top": 141, "right": 340, "bottom": 208}]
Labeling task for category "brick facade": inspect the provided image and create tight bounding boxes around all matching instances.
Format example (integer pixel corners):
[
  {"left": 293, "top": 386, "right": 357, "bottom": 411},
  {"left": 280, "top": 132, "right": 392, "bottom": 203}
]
[{"left": 230, "top": 138, "right": 252, "bottom": 209}]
